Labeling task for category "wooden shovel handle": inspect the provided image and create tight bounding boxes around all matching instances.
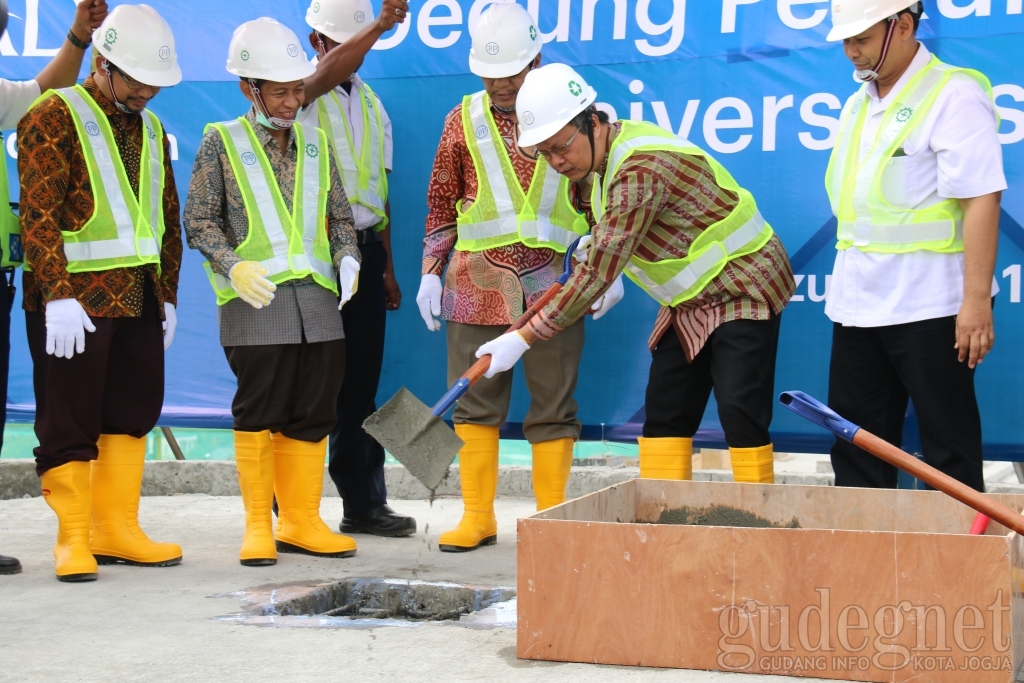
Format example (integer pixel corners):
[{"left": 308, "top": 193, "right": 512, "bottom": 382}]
[
  {"left": 463, "top": 282, "right": 566, "bottom": 387},
  {"left": 853, "top": 430, "right": 1024, "bottom": 536}
]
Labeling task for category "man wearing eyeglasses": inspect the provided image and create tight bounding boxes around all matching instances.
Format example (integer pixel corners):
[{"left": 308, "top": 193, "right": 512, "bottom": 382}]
[
  {"left": 417, "top": 4, "right": 608, "bottom": 553},
  {"left": 478, "top": 64, "right": 796, "bottom": 487},
  {"left": 17, "top": 5, "right": 183, "bottom": 582}
]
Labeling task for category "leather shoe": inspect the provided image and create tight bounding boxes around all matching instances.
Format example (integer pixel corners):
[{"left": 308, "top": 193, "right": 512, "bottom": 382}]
[
  {"left": 0, "top": 553, "right": 22, "bottom": 575},
  {"left": 340, "top": 505, "right": 416, "bottom": 537}
]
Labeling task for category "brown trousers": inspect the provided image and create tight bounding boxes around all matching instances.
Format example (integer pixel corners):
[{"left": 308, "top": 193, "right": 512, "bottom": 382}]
[
  {"left": 446, "top": 320, "right": 584, "bottom": 444},
  {"left": 27, "top": 283, "right": 164, "bottom": 476}
]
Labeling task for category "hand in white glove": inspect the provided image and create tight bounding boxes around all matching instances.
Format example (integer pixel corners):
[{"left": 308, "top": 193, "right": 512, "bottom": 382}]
[
  {"left": 573, "top": 234, "right": 593, "bottom": 263},
  {"left": 162, "top": 303, "right": 177, "bottom": 350},
  {"left": 415, "top": 274, "right": 443, "bottom": 331},
  {"left": 475, "top": 331, "right": 531, "bottom": 379},
  {"left": 590, "top": 274, "right": 625, "bottom": 321},
  {"left": 45, "top": 298, "right": 96, "bottom": 359},
  {"left": 338, "top": 255, "right": 361, "bottom": 309}
]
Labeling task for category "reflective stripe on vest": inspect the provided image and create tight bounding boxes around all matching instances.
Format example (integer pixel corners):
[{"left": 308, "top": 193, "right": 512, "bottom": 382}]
[
  {"left": 45, "top": 86, "right": 163, "bottom": 273},
  {"left": 316, "top": 82, "right": 388, "bottom": 228},
  {"left": 0, "top": 133, "right": 22, "bottom": 268},
  {"left": 593, "top": 120, "right": 774, "bottom": 307},
  {"left": 826, "top": 56, "right": 993, "bottom": 254},
  {"left": 204, "top": 118, "right": 336, "bottom": 306},
  {"left": 454, "top": 91, "right": 587, "bottom": 253}
]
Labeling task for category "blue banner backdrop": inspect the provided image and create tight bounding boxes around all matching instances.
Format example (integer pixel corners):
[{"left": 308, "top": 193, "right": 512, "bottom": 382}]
[{"left": 1, "top": 0, "right": 1022, "bottom": 455}]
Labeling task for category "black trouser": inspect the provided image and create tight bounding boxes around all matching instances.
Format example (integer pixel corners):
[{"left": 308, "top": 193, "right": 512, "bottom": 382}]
[
  {"left": 27, "top": 281, "right": 164, "bottom": 476},
  {"left": 828, "top": 315, "right": 984, "bottom": 491},
  {"left": 225, "top": 339, "right": 345, "bottom": 443},
  {"left": 0, "top": 269, "right": 13, "bottom": 455},
  {"left": 328, "top": 240, "right": 388, "bottom": 516},
  {"left": 643, "top": 314, "right": 782, "bottom": 448}
]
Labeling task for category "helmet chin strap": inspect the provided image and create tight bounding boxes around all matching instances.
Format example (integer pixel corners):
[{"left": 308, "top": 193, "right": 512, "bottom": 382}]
[
  {"left": 853, "top": 15, "right": 899, "bottom": 83},
  {"left": 101, "top": 60, "right": 134, "bottom": 114},
  {"left": 248, "top": 79, "right": 295, "bottom": 130}
]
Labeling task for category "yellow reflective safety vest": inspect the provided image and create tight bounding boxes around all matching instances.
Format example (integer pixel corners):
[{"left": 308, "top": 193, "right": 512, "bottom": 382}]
[
  {"left": 204, "top": 117, "right": 337, "bottom": 306},
  {"left": 826, "top": 56, "right": 994, "bottom": 254},
  {"left": 316, "top": 81, "right": 388, "bottom": 230},
  {"left": 593, "top": 120, "right": 775, "bottom": 307},
  {"left": 455, "top": 91, "right": 588, "bottom": 253},
  {"left": 27, "top": 85, "right": 165, "bottom": 273},
  {"left": 0, "top": 135, "right": 22, "bottom": 268}
]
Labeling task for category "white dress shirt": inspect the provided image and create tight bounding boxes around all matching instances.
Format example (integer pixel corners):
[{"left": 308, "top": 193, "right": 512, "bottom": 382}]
[
  {"left": 0, "top": 78, "right": 41, "bottom": 130},
  {"left": 825, "top": 44, "right": 1007, "bottom": 328},
  {"left": 300, "top": 73, "right": 393, "bottom": 233}
]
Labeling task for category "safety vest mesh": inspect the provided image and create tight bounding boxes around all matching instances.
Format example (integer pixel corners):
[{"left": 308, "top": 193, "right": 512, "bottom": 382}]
[
  {"left": 826, "top": 56, "right": 994, "bottom": 254},
  {"left": 25, "top": 85, "right": 164, "bottom": 274},
  {"left": 593, "top": 120, "right": 775, "bottom": 307},
  {"left": 0, "top": 135, "right": 22, "bottom": 268},
  {"left": 204, "top": 117, "right": 336, "bottom": 306},
  {"left": 454, "top": 91, "right": 588, "bottom": 253},
  {"left": 316, "top": 81, "right": 389, "bottom": 230}
]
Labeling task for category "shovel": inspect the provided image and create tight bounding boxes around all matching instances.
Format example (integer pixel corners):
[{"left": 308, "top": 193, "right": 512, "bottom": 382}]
[
  {"left": 363, "top": 236, "right": 585, "bottom": 496},
  {"left": 779, "top": 391, "right": 1024, "bottom": 536}
]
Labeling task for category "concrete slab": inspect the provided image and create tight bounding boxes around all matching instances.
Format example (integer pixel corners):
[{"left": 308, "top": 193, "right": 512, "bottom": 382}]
[{"left": 0, "top": 494, "right": 832, "bottom": 683}]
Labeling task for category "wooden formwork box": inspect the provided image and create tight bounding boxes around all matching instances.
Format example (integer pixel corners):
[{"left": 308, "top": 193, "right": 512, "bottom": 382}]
[{"left": 517, "top": 479, "right": 1024, "bottom": 682}]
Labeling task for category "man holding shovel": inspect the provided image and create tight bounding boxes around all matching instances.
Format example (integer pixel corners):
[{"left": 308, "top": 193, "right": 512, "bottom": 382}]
[
  {"left": 478, "top": 64, "right": 795, "bottom": 487},
  {"left": 416, "top": 4, "right": 610, "bottom": 552}
]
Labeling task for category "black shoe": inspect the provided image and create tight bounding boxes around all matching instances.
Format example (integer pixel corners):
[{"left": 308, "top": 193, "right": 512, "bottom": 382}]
[
  {"left": 340, "top": 505, "right": 416, "bottom": 537},
  {"left": 0, "top": 554, "right": 22, "bottom": 575}
]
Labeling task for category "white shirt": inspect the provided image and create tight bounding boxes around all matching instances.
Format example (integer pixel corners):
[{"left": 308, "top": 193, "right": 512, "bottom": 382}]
[
  {"left": 0, "top": 78, "right": 41, "bottom": 130},
  {"left": 299, "top": 73, "right": 393, "bottom": 232},
  {"left": 824, "top": 44, "right": 1007, "bottom": 328}
]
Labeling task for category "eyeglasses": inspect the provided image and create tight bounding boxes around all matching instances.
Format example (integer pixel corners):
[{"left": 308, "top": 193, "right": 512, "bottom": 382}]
[
  {"left": 527, "top": 126, "right": 582, "bottom": 161},
  {"left": 113, "top": 66, "right": 151, "bottom": 91}
]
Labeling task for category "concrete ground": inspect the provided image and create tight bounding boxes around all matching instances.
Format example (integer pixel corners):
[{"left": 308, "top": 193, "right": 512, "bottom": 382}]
[{"left": 0, "top": 494, "right": 835, "bottom": 683}]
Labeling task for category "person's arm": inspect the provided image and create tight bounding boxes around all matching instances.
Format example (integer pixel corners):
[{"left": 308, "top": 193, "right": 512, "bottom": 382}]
[
  {"left": 157, "top": 131, "right": 183, "bottom": 307},
  {"left": 33, "top": 0, "right": 108, "bottom": 94},
  {"left": 182, "top": 131, "right": 242, "bottom": 276},
  {"left": 325, "top": 152, "right": 359, "bottom": 270},
  {"left": 302, "top": 0, "right": 408, "bottom": 104},
  {"left": 422, "top": 109, "right": 465, "bottom": 276},
  {"left": 381, "top": 199, "right": 401, "bottom": 310},
  {"left": 955, "top": 192, "right": 1001, "bottom": 368}
]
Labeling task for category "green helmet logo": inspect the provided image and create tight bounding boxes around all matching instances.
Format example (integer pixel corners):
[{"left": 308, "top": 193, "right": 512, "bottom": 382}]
[
  {"left": 306, "top": 143, "right": 319, "bottom": 159},
  {"left": 568, "top": 80, "right": 582, "bottom": 97},
  {"left": 104, "top": 28, "right": 117, "bottom": 46},
  {"left": 895, "top": 106, "right": 914, "bottom": 123},
  {"left": 313, "top": 1, "right": 321, "bottom": 12},
  {"left": 529, "top": 25, "right": 537, "bottom": 41},
  {"left": 240, "top": 49, "right": 250, "bottom": 61}
]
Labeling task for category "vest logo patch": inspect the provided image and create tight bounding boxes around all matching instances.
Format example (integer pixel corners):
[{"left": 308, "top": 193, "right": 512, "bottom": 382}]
[
  {"left": 146, "top": 125, "right": 156, "bottom": 140},
  {"left": 241, "top": 152, "right": 257, "bottom": 166},
  {"left": 306, "top": 143, "right": 319, "bottom": 159},
  {"left": 85, "top": 122, "right": 101, "bottom": 137},
  {"left": 475, "top": 125, "right": 488, "bottom": 140},
  {"left": 895, "top": 106, "right": 914, "bottom": 123},
  {"left": 485, "top": 42, "right": 499, "bottom": 56}
]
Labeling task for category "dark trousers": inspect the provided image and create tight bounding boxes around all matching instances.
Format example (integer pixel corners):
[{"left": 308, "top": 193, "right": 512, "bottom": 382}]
[
  {"left": 27, "top": 282, "right": 164, "bottom": 476},
  {"left": 225, "top": 339, "right": 345, "bottom": 443},
  {"left": 328, "top": 241, "right": 387, "bottom": 516},
  {"left": 0, "top": 269, "right": 13, "bottom": 454},
  {"left": 828, "top": 316, "right": 984, "bottom": 491},
  {"left": 643, "top": 315, "right": 782, "bottom": 448}
]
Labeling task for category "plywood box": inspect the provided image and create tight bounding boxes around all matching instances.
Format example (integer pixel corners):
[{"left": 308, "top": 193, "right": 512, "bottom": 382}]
[{"left": 517, "top": 480, "right": 1024, "bottom": 682}]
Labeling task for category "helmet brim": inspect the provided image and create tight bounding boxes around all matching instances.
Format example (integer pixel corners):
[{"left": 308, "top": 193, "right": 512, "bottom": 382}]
[
  {"left": 469, "top": 53, "right": 538, "bottom": 79},
  {"left": 227, "top": 61, "right": 317, "bottom": 83},
  {"left": 827, "top": 16, "right": 882, "bottom": 42},
  {"left": 119, "top": 64, "right": 183, "bottom": 88}
]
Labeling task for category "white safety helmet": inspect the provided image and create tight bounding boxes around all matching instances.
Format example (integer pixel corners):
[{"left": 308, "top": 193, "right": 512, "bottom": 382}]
[
  {"left": 516, "top": 63, "right": 597, "bottom": 149},
  {"left": 827, "top": 0, "right": 921, "bottom": 41},
  {"left": 93, "top": 4, "right": 181, "bottom": 87},
  {"left": 469, "top": 3, "right": 541, "bottom": 79},
  {"left": 306, "top": 0, "right": 373, "bottom": 44},
  {"left": 226, "top": 18, "right": 316, "bottom": 82}
]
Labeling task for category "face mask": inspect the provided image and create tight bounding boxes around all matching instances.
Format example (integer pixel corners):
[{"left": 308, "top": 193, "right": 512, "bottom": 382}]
[{"left": 255, "top": 109, "right": 294, "bottom": 130}]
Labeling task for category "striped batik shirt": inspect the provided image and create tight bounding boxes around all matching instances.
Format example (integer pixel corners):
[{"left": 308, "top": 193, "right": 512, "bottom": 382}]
[{"left": 526, "top": 123, "right": 795, "bottom": 361}]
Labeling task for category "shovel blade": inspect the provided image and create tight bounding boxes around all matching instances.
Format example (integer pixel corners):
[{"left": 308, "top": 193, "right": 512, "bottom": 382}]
[{"left": 362, "top": 387, "right": 464, "bottom": 492}]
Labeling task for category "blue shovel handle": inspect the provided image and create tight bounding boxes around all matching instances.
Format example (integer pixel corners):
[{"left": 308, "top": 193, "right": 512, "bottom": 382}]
[
  {"left": 430, "top": 236, "right": 585, "bottom": 417},
  {"left": 779, "top": 391, "right": 860, "bottom": 442}
]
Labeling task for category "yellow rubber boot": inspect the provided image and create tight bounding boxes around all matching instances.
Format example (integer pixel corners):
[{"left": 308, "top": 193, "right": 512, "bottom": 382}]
[
  {"left": 234, "top": 430, "right": 277, "bottom": 566},
  {"left": 637, "top": 437, "right": 693, "bottom": 480},
  {"left": 41, "top": 462, "right": 98, "bottom": 582},
  {"left": 730, "top": 444, "right": 775, "bottom": 484},
  {"left": 438, "top": 424, "right": 499, "bottom": 552},
  {"left": 90, "top": 435, "right": 182, "bottom": 567},
  {"left": 531, "top": 438, "right": 574, "bottom": 511},
  {"left": 271, "top": 434, "right": 357, "bottom": 558}
]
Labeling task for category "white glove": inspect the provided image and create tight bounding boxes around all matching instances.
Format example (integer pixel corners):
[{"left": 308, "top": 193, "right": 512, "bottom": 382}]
[
  {"left": 162, "top": 303, "right": 177, "bottom": 350},
  {"left": 475, "top": 331, "right": 531, "bottom": 379},
  {"left": 573, "top": 234, "right": 593, "bottom": 263},
  {"left": 591, "top": 275, "right": 625, "bottom": 321},
  {"left": 228, "top": 261, "right": 276, "bottom": 309},
  {"left": 338, "top": 255, "right": 361, "bottom": 309},
  {"left": 45, "top": 298, "right": 96, "bottom": 359},
  {"left": 415, "top": 274, "right": 443, "bottom": 331}
]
